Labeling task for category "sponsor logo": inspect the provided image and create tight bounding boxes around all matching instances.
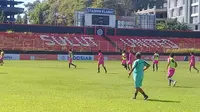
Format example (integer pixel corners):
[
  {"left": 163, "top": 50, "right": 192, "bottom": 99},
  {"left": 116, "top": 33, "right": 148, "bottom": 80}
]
[
  {"left": 97, "top": 29, "right": 103, "bottom": 36},
  {"left": 4, "top": 54, "right": 20, "bottom": 60},
  {"left": 58, "top": 55, "right": 94, "bottom": 61},
  {"left": 86, "top": 8, "right": 115, "bottom": 15},
  {"left": 4, "top": 56, "right": 12, "bottom": 60},
  {"left": 73, "top": 55, "right": 93, "bottom": 60}
]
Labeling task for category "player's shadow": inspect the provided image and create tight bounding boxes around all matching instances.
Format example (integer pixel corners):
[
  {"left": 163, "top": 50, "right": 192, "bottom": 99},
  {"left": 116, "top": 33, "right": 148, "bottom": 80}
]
[
  {"left": 108, "top": 73, "right": 118, "bottom": 74},
  {"left": 0, "top": 72, "right": 8, "bottom": 74},
  {"left": 175, "top": 86, "right": 195, "bottom": 88},
  {"left": 147, "top": 99, "right": 180, "bottom": 103}
]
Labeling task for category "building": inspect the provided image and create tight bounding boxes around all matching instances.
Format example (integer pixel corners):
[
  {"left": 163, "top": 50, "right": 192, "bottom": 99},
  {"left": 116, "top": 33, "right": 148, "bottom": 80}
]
[
  {"left": 0, "top": 0, "right": 24, "bottom": 22},
  {"left": 167, "top": 0, "right": 200, "bottom": 31},
  {"left": 136, "top": 6, "right": 167, "bottom": 23},
  {"left": 116, "top": 14, "right": 156, "bottom": 29},
  {"left": 74, "top": 8, "right": 156, "bottom": 30},
  {"left": 132, "top": 0, "right": 167, "bottom": 11}
]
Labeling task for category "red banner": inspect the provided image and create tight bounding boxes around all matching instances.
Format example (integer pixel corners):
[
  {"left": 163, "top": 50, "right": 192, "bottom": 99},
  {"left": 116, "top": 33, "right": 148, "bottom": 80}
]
[
  {"left": 94, "top": 55, "right": 121, "bottom": 60},
  {"left": 1, "top": 32, "right": 200, "bottom": 53},
  {"left": 20, "top": 54, "right": 57, "bottom": 60},
  {"left": 94, "top": 55, "right": 186, "bottom": 61}
]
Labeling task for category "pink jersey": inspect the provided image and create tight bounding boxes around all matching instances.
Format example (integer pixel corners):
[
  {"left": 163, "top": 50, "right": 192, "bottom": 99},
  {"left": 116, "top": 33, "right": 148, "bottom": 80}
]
[
  {"left": 129, "top": 53, "right": 134, "bottom": 62},
  {"left": 190, "top": 55, "right": 195, "bottom": 63},
  {"left": 98, "top": 53, "right": 104, "bottom": 62}
]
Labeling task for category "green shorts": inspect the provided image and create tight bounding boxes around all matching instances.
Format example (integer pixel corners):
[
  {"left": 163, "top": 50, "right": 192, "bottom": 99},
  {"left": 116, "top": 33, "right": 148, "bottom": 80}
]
[{"left": 133, "top": 73, "right": 144, "bottom": 88}]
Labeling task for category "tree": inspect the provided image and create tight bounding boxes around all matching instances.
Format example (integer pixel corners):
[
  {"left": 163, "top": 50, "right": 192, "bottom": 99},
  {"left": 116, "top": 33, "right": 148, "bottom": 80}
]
[
  {"left": 24, "top": 0, "right": 41, "bottom": 12},
  {"left": 22, "top": 13, "right": 28, "bottom": 24},
  {"left": 156, "top": 19, "right": 190, "bottom": 31},
  {"left": 26, "top": 0, "right": 88, "bottom": 26},
  {"left": 91, "top": 0, "right": 104, "bottom": 8},
  {"left": 104, "top": 0, "right": 133, "bottom": 16},
  {"left": 156, "top": 22, "right": 168, "bottom": 30},
  {"left": 58, "top": 0, "right": 87, "bottom": 26},
  {"left": 29, "top": 2, "right": 50, "bottom": 24},
  {"left": 0, "top": 10, "right": 5, "bottom": 23},
  {"left": 134, "top": 0, "right": 165, "bottom": 11},
  {"left": 16, "top": 14, "right": 23, "bottom": 24}
]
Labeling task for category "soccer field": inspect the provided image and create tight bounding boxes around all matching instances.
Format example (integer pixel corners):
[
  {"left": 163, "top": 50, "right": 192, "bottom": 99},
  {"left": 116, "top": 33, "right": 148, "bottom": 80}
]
[{"left": 0, "top": 61, "right": 200, "bottom": 112}]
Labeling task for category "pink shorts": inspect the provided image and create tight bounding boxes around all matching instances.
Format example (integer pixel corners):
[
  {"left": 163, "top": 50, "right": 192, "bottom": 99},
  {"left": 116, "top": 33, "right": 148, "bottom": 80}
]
[
  {"left": 153, "top": 60, "right": 159, "bottom": 64},
  {"left": 190, "top": 62, "right": 195, "bottom": 67},
  {"left": 69, "top": 58, "right": 72, "bottom": 63},
  {"left": 168, "top": 68, "right": 175, "bottom": 77},
  {"left": 98, "top": 61, "right": 104, "bottom": 65},
  {"left": 121, "top": 60, "right": 126, "bottom": 65},
  {"left": 128, "top": 61, "right": 133, "bottom": 65},
  {"left": 0, "top": 57, "right": 3, "bottom": 61}
]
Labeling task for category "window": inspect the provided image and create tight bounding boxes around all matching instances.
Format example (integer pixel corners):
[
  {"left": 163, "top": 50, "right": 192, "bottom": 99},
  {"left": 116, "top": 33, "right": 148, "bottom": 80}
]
[
  {"left": 174, "top": 0, "right": 178, "bottom": 7},
  {"left": 172, "top": 9, "right": 174, "bottom": 17},
  {"left": 192, "top": 16, "right": 198, "bottom": 24},
  {"left": 192, "top": 6, "right": 198, "bottom": 14},
  {"left": 179, "top": 7, "right": 183, "bottom": 16},
  {"left": 92, "top": 15, "right": 109, "bottom": 25},
  {"left": 195, "top": 25, "right": 198, "bottom": 30},
  {"left": 163, "top": 3, "right": 167, "bottom": 8},
  {"left": 192, "top": 0, "right": 198, "bottom": 3}
]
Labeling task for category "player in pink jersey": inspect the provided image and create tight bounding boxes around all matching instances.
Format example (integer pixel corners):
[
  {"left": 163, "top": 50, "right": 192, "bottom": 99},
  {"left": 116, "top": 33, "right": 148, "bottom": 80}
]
[
  {"left": 0, "top": 49, "right": 4, "bottom": 66},
  {"left": 68, "top": 49, "right": 77, "bottom": 69},
  {"left": 189, "top": 52, "right": 199, "bottom": 73},
  {"left": 166, "top": 53, "right": 177, "bottom": 86},
  {"left": 121, "top": 50, "right": 128, "bottom": 70},
  {"left": 153, "top": 51, "right": 159, "bottom": 72},
  {"left": 97, "top": 50, "right": 107, "bottom": 73},
  {"left": 127, "top": 50, "right": 134, "bottom": 71}
]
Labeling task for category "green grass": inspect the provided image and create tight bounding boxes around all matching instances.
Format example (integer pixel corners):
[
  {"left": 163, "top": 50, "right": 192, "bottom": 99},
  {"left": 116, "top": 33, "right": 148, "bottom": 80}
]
[{"left": 0, "top": 60, "right": 200, "bottom": 112}]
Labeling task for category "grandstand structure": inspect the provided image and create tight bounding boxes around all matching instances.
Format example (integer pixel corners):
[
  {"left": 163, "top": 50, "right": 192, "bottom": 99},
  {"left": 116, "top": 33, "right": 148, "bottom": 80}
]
[
  {"left": 0, "top": 0, "right": 24, "bottom": 22},
  {"left": 0, "top": 25, "right": 200, "bottom": 53}
]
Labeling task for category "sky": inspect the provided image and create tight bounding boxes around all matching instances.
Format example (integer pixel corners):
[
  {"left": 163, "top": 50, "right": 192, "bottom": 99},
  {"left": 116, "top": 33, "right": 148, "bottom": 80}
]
[
  {"left": 15, "top": 0, "right": 41, "bottom": 18},
  {"left": 17, "top": 0, "right": 41, "bottom": 9}
]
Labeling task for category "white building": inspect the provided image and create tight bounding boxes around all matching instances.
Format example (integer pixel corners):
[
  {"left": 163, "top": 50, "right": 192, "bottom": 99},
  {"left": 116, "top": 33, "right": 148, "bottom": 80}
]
[
  {"left": 136, "top": 6, "right": 167, "bottom": 23},
  {"left": 167, "top": 0, "right": 200, "bottom": 30}
]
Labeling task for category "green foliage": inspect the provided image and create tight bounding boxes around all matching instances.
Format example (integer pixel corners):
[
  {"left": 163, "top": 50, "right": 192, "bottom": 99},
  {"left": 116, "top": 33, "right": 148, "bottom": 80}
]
[
  {"left": 166, "top": 48, "right": 200, "bottom": 53},
  {"left": 6, "top": 30, "right": 14, "bottom": 33},
  {"left": 16, "top": 14, "right": 23, "bottom": 24},
  {"left": 104, "top": 0, "right": 133, "bottom": 16},
  {"left": 29, "top": 2, "right": 50, "bottom": 24},
  {"left": 25, "top": 0, "right": 134, "bottom": 25},
  {"left": 156, "top": 22, "right": 168, "bottom": 30},
  {"left": 24, "top": 0, "right": 41, "bottom": 12},
  {"left": 91, "top": 0, "right": 104, "bottom": 8},
  {"left": 58, "top": 0, "right": 87, "bottom": 26},
  {"left": 22, "top": 13, "right": 28, "bottom": 24},
  {"left": 156, "top": 19, "right": 190, "bottom": 31},
  {"left": 0, "top": 10, "right": 5, "bottom": 23}
]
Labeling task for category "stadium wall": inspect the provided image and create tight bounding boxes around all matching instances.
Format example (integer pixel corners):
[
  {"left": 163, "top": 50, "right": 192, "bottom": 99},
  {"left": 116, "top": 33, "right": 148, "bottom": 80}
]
[
  {"left": 1, "top": 24, "right": 200, "bottom": 61},
  {"left": 3, "top": 54, "right": 195, "bottom": 61},
  {"left": 1, "top": 23, "right": 200, "bottom": 38}
]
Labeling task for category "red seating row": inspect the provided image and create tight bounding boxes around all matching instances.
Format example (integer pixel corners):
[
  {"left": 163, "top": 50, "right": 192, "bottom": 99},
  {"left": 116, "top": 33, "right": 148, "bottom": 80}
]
[
  {"left": 1, "top": 32, "right": 200, "bottom": 52},
  {"left": 108, "top": 36, "right": 200, "bottom": 52},
  {"left": 0, "top": 32, "right": 116, "bottom": 52}
]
